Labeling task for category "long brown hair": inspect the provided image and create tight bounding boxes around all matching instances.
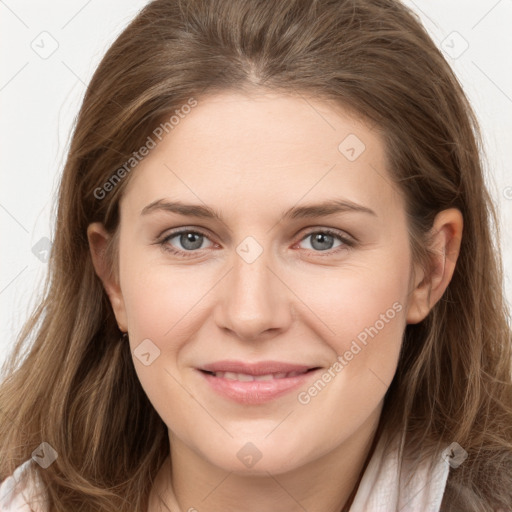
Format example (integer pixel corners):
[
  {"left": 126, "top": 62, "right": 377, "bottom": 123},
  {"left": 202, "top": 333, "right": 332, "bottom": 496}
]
[{"left": 1, "top": 0, "right": 511, "bottom": 510}]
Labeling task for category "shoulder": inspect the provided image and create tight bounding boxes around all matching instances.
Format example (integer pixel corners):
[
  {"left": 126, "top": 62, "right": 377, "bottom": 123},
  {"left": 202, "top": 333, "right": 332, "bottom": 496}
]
[{"left": 0, "top": 459, "right": 48, "bottom": 512}]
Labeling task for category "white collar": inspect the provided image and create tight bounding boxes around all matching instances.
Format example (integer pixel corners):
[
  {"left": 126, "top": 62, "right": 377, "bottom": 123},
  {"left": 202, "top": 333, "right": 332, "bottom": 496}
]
[
  {"left": 0, "top": 459, "right": 47, "bottom": 512},
  {"left": 349, "top": 433, "right": 451, "bottom": 512}
]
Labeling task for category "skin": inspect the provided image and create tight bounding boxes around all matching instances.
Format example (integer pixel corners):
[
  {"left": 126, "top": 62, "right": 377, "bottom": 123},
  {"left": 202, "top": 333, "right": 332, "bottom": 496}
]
[{"left": 88, "top": 90, "right": 463, "bottom": 512}]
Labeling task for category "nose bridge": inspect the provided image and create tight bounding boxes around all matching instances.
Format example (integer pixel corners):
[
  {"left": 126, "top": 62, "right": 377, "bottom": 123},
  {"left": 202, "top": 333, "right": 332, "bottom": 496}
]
[{"left": 216, "top": 235, "right": 291, "bottom": 340}]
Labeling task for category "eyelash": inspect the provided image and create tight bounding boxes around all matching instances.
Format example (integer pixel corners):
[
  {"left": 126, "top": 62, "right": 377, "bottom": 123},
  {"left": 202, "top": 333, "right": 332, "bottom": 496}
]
[{"left": 156, "top": 227, "right": 355, "bottom": 259}]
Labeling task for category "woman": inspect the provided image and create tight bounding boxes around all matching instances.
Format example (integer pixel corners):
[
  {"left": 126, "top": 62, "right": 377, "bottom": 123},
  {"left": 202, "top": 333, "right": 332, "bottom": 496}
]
[{"left": 1, "top": 0, "right": 511, "bottom": 511}]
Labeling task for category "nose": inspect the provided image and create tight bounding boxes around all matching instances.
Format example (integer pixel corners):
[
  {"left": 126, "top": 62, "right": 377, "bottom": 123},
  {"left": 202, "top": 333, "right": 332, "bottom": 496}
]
[{"left": 213, "top": 242, "right": 293, "bottom": 342}]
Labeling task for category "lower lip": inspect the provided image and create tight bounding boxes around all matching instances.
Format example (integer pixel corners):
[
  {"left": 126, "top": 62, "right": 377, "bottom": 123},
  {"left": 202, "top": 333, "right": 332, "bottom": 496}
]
[{"left": 198, "top": 369, "right": 320, "bottom": 405}]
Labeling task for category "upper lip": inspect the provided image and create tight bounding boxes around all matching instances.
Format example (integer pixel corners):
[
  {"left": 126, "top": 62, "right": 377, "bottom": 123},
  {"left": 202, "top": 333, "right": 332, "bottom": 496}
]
[{"left": 199, "top": 360, "right": 319, "bottom": 376}]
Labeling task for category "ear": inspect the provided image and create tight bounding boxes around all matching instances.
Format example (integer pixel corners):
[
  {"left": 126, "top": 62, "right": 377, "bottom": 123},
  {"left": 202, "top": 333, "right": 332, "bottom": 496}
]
[
  {"left": 406, "top": 208, "right": 463, "bottom": 324},
  {"left": 87, "top": 222, "right": 128, "bottom": 332}
]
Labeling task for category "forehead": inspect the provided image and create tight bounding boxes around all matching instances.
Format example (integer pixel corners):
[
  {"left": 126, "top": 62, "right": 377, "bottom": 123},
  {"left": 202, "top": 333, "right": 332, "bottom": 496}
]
[{"left": 121, "top": 91, "right": 403, "bottom": 224}]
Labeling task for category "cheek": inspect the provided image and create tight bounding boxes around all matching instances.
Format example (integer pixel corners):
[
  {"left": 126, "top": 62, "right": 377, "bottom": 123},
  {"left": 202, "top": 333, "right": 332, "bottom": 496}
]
[
  {"left": 118, "top": 257, "right": 206, "bottom": 424},
  {"left": 297, "top": 255, "right": 409, "bottom": 348},
  {"left": 290, "top": 265, "right": 408, "bottom": 429},
  {"left": 120, "top": 255, "right": 210, "bottom": 341},
  {"left": 291, "top": 245, "right": 411, "bottom": 396},
  {"left": 331, "top": 274, "right": 407, "bottom": 356}
]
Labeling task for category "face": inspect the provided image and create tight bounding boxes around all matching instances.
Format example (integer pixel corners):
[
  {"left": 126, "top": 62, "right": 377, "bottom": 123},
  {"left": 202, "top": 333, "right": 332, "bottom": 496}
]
[{"left": 91, "top": 90, "right": 420, "bottom": 475}]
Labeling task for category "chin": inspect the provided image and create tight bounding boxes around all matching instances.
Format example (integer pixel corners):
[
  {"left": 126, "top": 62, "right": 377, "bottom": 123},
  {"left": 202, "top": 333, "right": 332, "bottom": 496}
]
[{"left": 202, "top": 441, "right": 310, "bottom": 476}]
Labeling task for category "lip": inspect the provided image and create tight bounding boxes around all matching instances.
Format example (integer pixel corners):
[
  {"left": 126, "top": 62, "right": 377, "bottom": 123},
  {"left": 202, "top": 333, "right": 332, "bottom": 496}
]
[{"left": 197, "top": 360, "right": 321, "bottom": 405}]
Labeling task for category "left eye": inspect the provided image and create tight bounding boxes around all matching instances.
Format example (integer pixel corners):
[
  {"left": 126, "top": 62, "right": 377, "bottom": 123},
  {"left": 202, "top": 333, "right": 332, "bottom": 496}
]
[{"left": 298, "top": 230, "right": 350, "bottom": 251}]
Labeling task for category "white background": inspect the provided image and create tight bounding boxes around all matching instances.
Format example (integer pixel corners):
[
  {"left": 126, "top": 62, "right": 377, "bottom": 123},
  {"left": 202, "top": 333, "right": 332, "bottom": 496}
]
[{"left": 1, "top": 0, "right": 511, "bottom": 371}]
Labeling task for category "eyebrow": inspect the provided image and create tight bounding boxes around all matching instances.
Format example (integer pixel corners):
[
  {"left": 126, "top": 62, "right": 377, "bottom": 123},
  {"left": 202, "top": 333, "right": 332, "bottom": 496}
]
[{"left": 140, "top": 198, "right": 377, "bottom": 221}]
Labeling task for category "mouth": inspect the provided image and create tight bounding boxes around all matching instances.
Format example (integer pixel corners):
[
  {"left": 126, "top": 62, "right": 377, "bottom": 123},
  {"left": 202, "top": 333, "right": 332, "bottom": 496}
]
[
  {"left": 196, "top": 361, "right": 322, "bottom": 404},
  {"left": 199, "top": 368, "right": 318, "bottom": 381}
]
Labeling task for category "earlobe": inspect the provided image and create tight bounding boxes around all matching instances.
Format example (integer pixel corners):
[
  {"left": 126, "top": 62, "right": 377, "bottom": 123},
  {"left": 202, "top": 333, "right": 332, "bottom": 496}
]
[
  {"left": 406, "top": 208, "right": 463, "bottom": 324},
  {"left": 87, "top": 222, "right": 128, "bottom": 332}
]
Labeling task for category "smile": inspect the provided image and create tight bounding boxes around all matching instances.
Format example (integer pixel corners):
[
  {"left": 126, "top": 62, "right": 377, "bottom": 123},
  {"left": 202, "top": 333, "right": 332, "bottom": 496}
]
[{"left": 197, "top": 361, "right": 321, "bottom": 404}]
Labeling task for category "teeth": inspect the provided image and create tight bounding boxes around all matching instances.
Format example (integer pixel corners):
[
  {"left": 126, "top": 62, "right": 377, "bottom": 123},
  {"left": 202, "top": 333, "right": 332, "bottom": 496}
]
[
  {"left": 222, "top": 372, "right": 241, "bottom": 380},
  {"left": 212, "top": 370, "right": 308, "bottom": 381},
  {"left": 233, "top": 372, "right": 253, "bottom": 381},
  {"left": 254, "top": 374, "right": 274, "bottom": 381},
  {"left": 287, "top": 371, "right": 304, "bottom": 377}
]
